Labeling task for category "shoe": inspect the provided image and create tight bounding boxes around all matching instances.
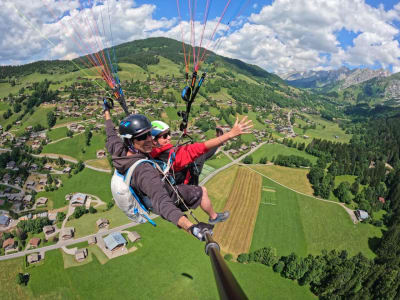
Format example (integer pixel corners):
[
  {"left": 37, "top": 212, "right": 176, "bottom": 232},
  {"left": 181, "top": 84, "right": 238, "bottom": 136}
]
[{"left": 208, "top": 211, "right": 230, "bottom": 225}]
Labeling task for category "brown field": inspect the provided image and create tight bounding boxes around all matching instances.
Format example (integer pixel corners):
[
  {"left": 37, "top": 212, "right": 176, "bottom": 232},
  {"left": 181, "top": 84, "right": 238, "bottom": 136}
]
[
  {"left": 250, "top": 165, "right": 314, "bottom": 196},
  {"left": 213, "top": 166, "right": 262, "bottom": 256}
]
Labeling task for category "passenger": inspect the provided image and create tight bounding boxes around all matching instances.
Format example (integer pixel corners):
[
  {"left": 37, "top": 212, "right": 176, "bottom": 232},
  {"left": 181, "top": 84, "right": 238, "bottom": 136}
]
[
  {"left": 150, "top": 117, "right": 253, "bottom": 185},
  {"left": 103, "top": 107, "right": 223, "bottom": 240}
]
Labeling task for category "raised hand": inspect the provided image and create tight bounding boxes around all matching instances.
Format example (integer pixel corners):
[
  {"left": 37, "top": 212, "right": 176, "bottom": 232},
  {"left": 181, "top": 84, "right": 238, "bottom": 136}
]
[{"left": 229, "top": 116, "right": 253, "bottom": 137}]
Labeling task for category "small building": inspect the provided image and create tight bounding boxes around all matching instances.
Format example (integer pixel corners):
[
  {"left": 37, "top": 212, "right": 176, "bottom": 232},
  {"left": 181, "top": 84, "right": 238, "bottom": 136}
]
[
  {"left": 127, "top": 231, "right": 141, "bottom": 243},
  {"left": 27, "top": 253, "right": 40, "bottom": 264},
  {"left": 63, "top": 167, "right": 72, "bottom": 174},
  {"left": 29, "top": 237, "right": 41, "bottom": 248},
  {"left": 3, "top": 238, "right": 16, "bottom": 251},
  {"left": 0, "top": 215, "right": 11, "bottom": 228},
  {"left": 36, "top": 197, "right": 48, "bottom": 206},
  {"left": 355, "top": 210, "right": 369, "bottom": 221},
  {"left": 71, "top": 193, "right": 87, "bottom": 207},
  {"left": 378, "top": 197, "right": 385, "bottom": 204},
  {"left": 43, "top": 225, "right": 55, "bottom": 235},
  {"left": 61, "top": 228, "right": 74, "bottom": 240},
  {"left": 88, "top": 236, "right": 97, "bottom": 245},
  {"left": 96, "top": 150, "right": 106, "bottom": 158},
  {"left": 39, "top": 178, "right": 47, "bottom": 185},
  {"left": 26, "top": 180, "right": 35, "bottom": 187},
  {"left": 23, "top": 195, "right": 32, "bottom": 203},
  {"left": 103, "top": 232, "right": 127, "bottom": 251},
  {"left": 96, "top": 218, "right": 109, "bottom": 229},
  {"left": 75, "top": 248, "right": 88, "bottom": 262}
]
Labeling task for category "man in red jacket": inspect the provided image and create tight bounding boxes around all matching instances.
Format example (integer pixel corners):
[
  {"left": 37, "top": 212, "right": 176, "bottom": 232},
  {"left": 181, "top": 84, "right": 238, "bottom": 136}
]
[{"left": 150, "top": 117, "right": 253, "bottom": 184}]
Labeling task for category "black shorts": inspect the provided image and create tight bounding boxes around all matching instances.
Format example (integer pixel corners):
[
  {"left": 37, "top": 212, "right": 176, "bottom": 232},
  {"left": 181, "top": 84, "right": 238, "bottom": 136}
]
[{"left": 172, "top": 184, "right": 203, "bottom": 211}]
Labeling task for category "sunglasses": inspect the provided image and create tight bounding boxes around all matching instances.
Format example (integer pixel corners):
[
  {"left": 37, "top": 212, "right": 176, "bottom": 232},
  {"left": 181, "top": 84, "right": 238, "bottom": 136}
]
[
  {"left": 134, "top": 131, "right": 152, "bottom": 141},
  {"left": 157, "top": 131, "right": 171, "bottom": 139}
]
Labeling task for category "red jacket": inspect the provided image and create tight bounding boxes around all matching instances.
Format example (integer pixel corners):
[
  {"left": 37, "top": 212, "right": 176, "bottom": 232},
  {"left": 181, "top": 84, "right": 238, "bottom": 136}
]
[{"left": 150, "top": 142, "right": 208, "bottom": 172}]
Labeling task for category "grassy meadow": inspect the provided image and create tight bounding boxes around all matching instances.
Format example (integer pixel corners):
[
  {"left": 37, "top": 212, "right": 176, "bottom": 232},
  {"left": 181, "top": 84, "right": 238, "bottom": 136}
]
[
  {"left": 251, "top": 143, "right": 318, "bottom": 164},
  {"left": 0, "top": 220, "right": 314, "bottom": 300}
]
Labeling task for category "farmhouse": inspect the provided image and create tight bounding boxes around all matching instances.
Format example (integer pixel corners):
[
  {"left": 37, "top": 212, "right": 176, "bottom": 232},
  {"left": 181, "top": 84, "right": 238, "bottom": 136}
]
[
  {"left": 27, "top": 253, "right": 40, "bottom": 264},
  {"left": 103, "top": 232, "right": 127, "bottom": 251},
  {"left": 71, "top": 193, "right": 87, "bottom": 207},
  {"left": 127, "top": 231, "right": 141, "bottom": 242},
  {"left": 75, "top": 248, "right": 88, "bottom": 262},
  {"left": 63, "top": 167, "right": 72, "bottom": 174},
  {"left": 96, "top": 218, "right": 109, "bottom": 229},
  {"left": 88, "top": 236, "right": 97, "bottom": 245},
  {"left": 36, "top": 197, "right": 48, "bottom": 206},
  {"left": 355, "top": 210, "right": 369, "bottom": 221},
  {"left": 61, "top": 227, "right": 74, "bottom": 240},
  {"left": 39, "top": 178, "right": 47, "bottom": 185},
  {"left": 29, "top": 237, "right": 41, "bottom": 248},
  {"left": 0, "top": 215, "right": 11, "bottom": 228},
  {"left": 2, "top": 238, "right": 16, "bottom": 251},
  {"left": 43, "top": 225, "right": 56, "bottom": 235},
  {"left": 96, "top": 150, "right": 106, "bottom": 158},
  {"left": 23, "top": 195, "right": 32, "bottom": 203}
]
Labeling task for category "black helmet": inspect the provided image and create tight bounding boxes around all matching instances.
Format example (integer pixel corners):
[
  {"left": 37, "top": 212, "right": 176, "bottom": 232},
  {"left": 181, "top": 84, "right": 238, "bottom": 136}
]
[{"left": 119, "top": 114, "right": 152, "bottom": 139}]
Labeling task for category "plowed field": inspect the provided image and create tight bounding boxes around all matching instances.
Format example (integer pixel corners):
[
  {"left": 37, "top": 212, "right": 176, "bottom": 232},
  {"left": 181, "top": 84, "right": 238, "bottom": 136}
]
[{"left": 214, "top": 166, "right": 262, "bottom": 256}]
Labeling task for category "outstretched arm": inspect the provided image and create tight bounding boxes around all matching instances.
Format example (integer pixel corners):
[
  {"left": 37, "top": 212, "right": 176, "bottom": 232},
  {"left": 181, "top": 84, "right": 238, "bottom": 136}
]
[{"left": 204, "top": 116, "right": 253, "bottom": 150}]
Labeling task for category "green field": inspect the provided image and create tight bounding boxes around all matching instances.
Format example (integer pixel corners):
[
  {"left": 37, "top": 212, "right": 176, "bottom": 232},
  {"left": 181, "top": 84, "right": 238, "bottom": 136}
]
[
  {"left": 204, "top": 152, "right": 232, "bottom": 169},
  {"left": 47, "top": 126, "right": 68, "bottom": 141},
  {"left": 36, "top": 168, "right": 113, "bottom": 209},
  {"left": 42, "top": 132, "right": 106, "bottom": 161},
  {"left": 0, "top": 220, "right": 313, "bottom": 300},
  {"left": 293, "top": 114, "right": 352, "bottom": 143},
  {"left": 66, "top": 205, "right": 129, "bottom": 238},
  {"left": 250, "top": 176, "right": 382, "bottom": 258},
  {"left": 251, "top": 143, "right": 318, "bottom": 164},
  {"left": 14, "top": 106, "right": 55, "bottom": 134}
]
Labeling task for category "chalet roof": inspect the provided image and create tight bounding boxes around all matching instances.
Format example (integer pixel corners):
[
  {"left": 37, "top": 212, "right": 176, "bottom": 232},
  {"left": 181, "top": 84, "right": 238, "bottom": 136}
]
[
  {"left": 75, "top": 248, "right": 88, "bottom": 260},
  {"left": 29, "top": 237, "right": 41, "bottom": 247},
  {"left": 27, "top": 253, "right": 40, "bottom": 263},
  {"left": 96, "top": 218, "right": 109, "bottom": 226},
  {"left": 127, "top": 231, "right": 141, "bottom": 242},
  {"left": 71, "top": 193, "right": 87, "bottom": 204},
  {"left": 3, "top": 237, "right": 14, "bottom": 249},
  {"left": 0, "top": 215, "right": 10, "bottom": 226},
  {"left": 104, "top": 232, "right": 126, "bottom": 251},
  {"left": 43, "top": 225, "right": 55, "bottom": 234}
]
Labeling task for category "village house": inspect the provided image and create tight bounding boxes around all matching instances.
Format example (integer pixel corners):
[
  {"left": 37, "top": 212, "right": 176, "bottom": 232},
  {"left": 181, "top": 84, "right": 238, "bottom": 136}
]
[
  {"left": 75, "top": 248, "right": 88, "bottom": 262},
  {"left": 63, "top": 167, "right": 72, "bottom": 174},
  {"left": 30, "top": 164, "right": 38, "bottom": 171},
  {"left": 96, "top": 150, "right": 106, "bottom": 158},
  {"left": 36, "top": 197, "right": 48, "bottom": 206},
  {"left": 127, "top": 231, "right": 141, "bottom": 243},
  {"left": 71, "top": 193, "right": 87, "bottom": 207},
  {"left": 27, "top": 253, "right": 41, "bottom": 264},
  {"left": 2, "top": 238, "right": 16, "bottom": 251},
  {"left": 43, "top": 225, "right": 56, "bottom": 235},
  {"left": 61, "top": 227, "right": 74, "bottom": 240},
  {"left": 23, "top": 195, "right": 32, "bottom": 204},
  {"left": 43, "top": 164, "right": 53, "bottom": 171},
  {"left": 88, "top": 236, "right": 97, "bottom": 245},
  {"left": 96, "top": 218, "right": 109, "bottom": 229},
  {"left": 379, "top": 197, "right": 385, "bottom": 204},
  {"left": 26, "top": 180, "right": 36, "bottom": 189},
  {"left": 39, "top": 177, "right": 47, "bottom": 185},
  {"left": 29, "top": 237, "right": 41, "bottom": 248},
  {"left": 103, "top": 232, "right": 127, "bottom": 252},
  {"left": 355, "top": 210, "right": 369, "bottom": 221}
]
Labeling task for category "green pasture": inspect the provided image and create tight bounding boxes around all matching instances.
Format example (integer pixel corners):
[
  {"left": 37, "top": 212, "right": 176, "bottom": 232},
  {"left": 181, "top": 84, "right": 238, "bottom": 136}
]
[
  {"left": 205, "top": 152, "right": 232, "bottom": 169},
  {"left": 117, "top": 63, "right": 147, "bottom": 81},
  {"left": 0, "top": 101, "right": 10, "bottom": 111},
  {"left": 66, "top": 205, "right": 129, "bottom": 238},
  {"left": 1, "top": 220, "right": 312, "bottom": 300},
  {"left": 251, "top": 143, "right": 317, "bottom": 164},
  {"left": 47, "top": 126, "right": 68, "bottom": 141},
  {"left": 14, "top": 106, "right": 54, "bottom": 134},
  {"left": 54, "top": 116, "right": 86, "bottom": 126},
  {"left": 164, "top": 106, "right": 180, "bottom": 121},
  {"left": 148, "top": 57, "right": 181, "bottom": 77},
  {"left": 251, "top": 177, "right": 382, "bottom": 258},
  {"left": 42, "top": 132, "right": 106, "bottom": 161},
  {"left": 295, "top": 113, "right": 351, "bottom": 143},
  {"left": 36, "top": 168, "right": 112, "bottom": 209}
]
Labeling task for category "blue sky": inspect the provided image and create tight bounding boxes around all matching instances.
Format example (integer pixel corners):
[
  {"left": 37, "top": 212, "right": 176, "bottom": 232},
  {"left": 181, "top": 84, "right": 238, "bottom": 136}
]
[{"left": 1, "top": 0, "right": 400, "bottom": 74}]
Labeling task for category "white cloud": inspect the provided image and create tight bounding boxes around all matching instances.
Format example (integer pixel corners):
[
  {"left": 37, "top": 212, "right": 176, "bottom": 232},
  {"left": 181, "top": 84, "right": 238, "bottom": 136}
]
[{"left": 215, "top": 0, "right": 400, "bottom": 74}]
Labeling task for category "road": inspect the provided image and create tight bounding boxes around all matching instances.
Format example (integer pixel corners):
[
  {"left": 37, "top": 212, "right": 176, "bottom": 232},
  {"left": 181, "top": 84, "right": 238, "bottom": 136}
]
[{"left": 0, "top": 221, "right": 146, "bottom": 261}]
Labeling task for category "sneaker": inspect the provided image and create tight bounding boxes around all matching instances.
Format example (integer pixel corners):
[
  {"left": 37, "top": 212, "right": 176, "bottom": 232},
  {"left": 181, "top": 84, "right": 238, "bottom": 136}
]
[{"left": 208, "top": 211, "right": 230, "bottom": 225}]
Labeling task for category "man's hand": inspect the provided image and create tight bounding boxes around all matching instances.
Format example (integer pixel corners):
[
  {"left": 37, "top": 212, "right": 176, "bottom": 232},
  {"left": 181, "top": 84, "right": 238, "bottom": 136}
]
[
  {"left": 102, "top": 97, "right": 113, "bottom": 112},
  {"left": 228, "top": 116, "right": 253, "bottom": 138},
  {"left": 190, "top": 222, "right": 214, "bottom": 241}
]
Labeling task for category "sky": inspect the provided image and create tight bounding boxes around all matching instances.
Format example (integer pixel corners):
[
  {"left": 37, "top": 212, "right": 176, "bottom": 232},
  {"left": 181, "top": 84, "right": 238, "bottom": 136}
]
[{"left": 1, "top": 0, "right": 400, "bottom": 75}]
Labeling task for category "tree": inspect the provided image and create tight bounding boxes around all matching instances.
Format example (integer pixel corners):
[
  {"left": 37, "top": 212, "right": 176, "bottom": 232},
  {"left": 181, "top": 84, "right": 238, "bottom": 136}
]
[
  {"left": 89, "top": 206, "right": 97, "bottom": 214},
  {"left": 351, "top": 180, "right": 360, "bottom": 195},
  {"left": 47, "top": 111, "right": 56, "bottom": 128},
  {"left": 334, "top": 182, "right": 351, "bottom": 203},
  {"left": 243, "top": 155, "right": 253, "bottom": 164},
  {"left": 16, "top": 273, "right": 29, "bottom": 285},
  {"left": 56, "top": 212, "right": 66, "bottom": 223},
  {"left": 107, "top": 201, "right": 114, "bottom": 210},
  {"left": 259, "top": 157, "right": 268, "bottom": 164},
  {"left": 66, "top": 130, "right": 74, "bottom": 138},
  {"left": 73, "top": 206, "right": 87, "bottom": 219}
]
